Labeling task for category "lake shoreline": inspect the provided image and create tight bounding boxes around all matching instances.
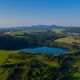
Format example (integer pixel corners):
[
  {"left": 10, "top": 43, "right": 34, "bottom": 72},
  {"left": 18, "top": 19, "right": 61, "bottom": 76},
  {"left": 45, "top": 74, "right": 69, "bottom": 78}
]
[{"left": 19, "top": 46, "right": 70, "bottom": 54}]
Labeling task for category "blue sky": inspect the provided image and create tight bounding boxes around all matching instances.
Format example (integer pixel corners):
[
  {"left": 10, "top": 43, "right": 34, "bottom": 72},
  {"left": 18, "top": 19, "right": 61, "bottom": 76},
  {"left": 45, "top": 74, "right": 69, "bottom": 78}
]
[{"left": 0, "top": 0, "right": 80, "bottom": 27}]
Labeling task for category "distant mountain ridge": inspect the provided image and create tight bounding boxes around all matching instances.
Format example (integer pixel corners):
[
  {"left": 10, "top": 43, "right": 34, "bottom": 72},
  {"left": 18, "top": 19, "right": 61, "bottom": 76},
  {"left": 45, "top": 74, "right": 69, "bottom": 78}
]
[
  {"left": 0, "top": 25, "right": 80, "bottom": 32},
  {"left": 0, "top": 25, "right": 61, "bottom": 32}
]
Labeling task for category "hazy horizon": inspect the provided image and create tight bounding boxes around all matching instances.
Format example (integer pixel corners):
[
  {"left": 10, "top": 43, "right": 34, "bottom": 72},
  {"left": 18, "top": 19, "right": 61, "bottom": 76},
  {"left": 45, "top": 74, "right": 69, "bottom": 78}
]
[{"left": 0, "top": 0, "right": 80, "bottom": 28}]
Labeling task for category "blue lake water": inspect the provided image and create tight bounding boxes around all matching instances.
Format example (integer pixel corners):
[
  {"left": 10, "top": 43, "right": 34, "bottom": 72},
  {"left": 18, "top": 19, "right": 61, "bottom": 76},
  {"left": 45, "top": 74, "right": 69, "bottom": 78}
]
[{"left": 20, "top": 47, "right": 69, "bottom": 54}]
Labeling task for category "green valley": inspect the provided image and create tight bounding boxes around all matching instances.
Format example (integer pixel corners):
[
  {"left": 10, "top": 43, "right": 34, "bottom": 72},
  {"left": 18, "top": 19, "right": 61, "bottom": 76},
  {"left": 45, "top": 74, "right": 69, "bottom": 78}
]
[{"left": 0, "top": 26, "right": 80, "bottom": 80}]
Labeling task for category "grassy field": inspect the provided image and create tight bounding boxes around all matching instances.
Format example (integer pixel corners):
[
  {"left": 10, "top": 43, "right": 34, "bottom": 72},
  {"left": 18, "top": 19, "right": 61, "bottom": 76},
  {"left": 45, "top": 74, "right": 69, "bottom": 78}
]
[
  {"left": 72, "top": 68, "right": 80, "bottom": 79},
  {"left": 51, "top": 28, "right": 64, "bottom": 34},
  {"left": 0, "top": 50, "right": 59, "bottom": 80},
  {"left": 4, "top": 30, "right": 47, "bottom": 36},
  {"left": 55, "top": 36, "right": 80, "bottom": 44},
  {"left": 0, "top": 50, "right": 79, "bottom": 80}
]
